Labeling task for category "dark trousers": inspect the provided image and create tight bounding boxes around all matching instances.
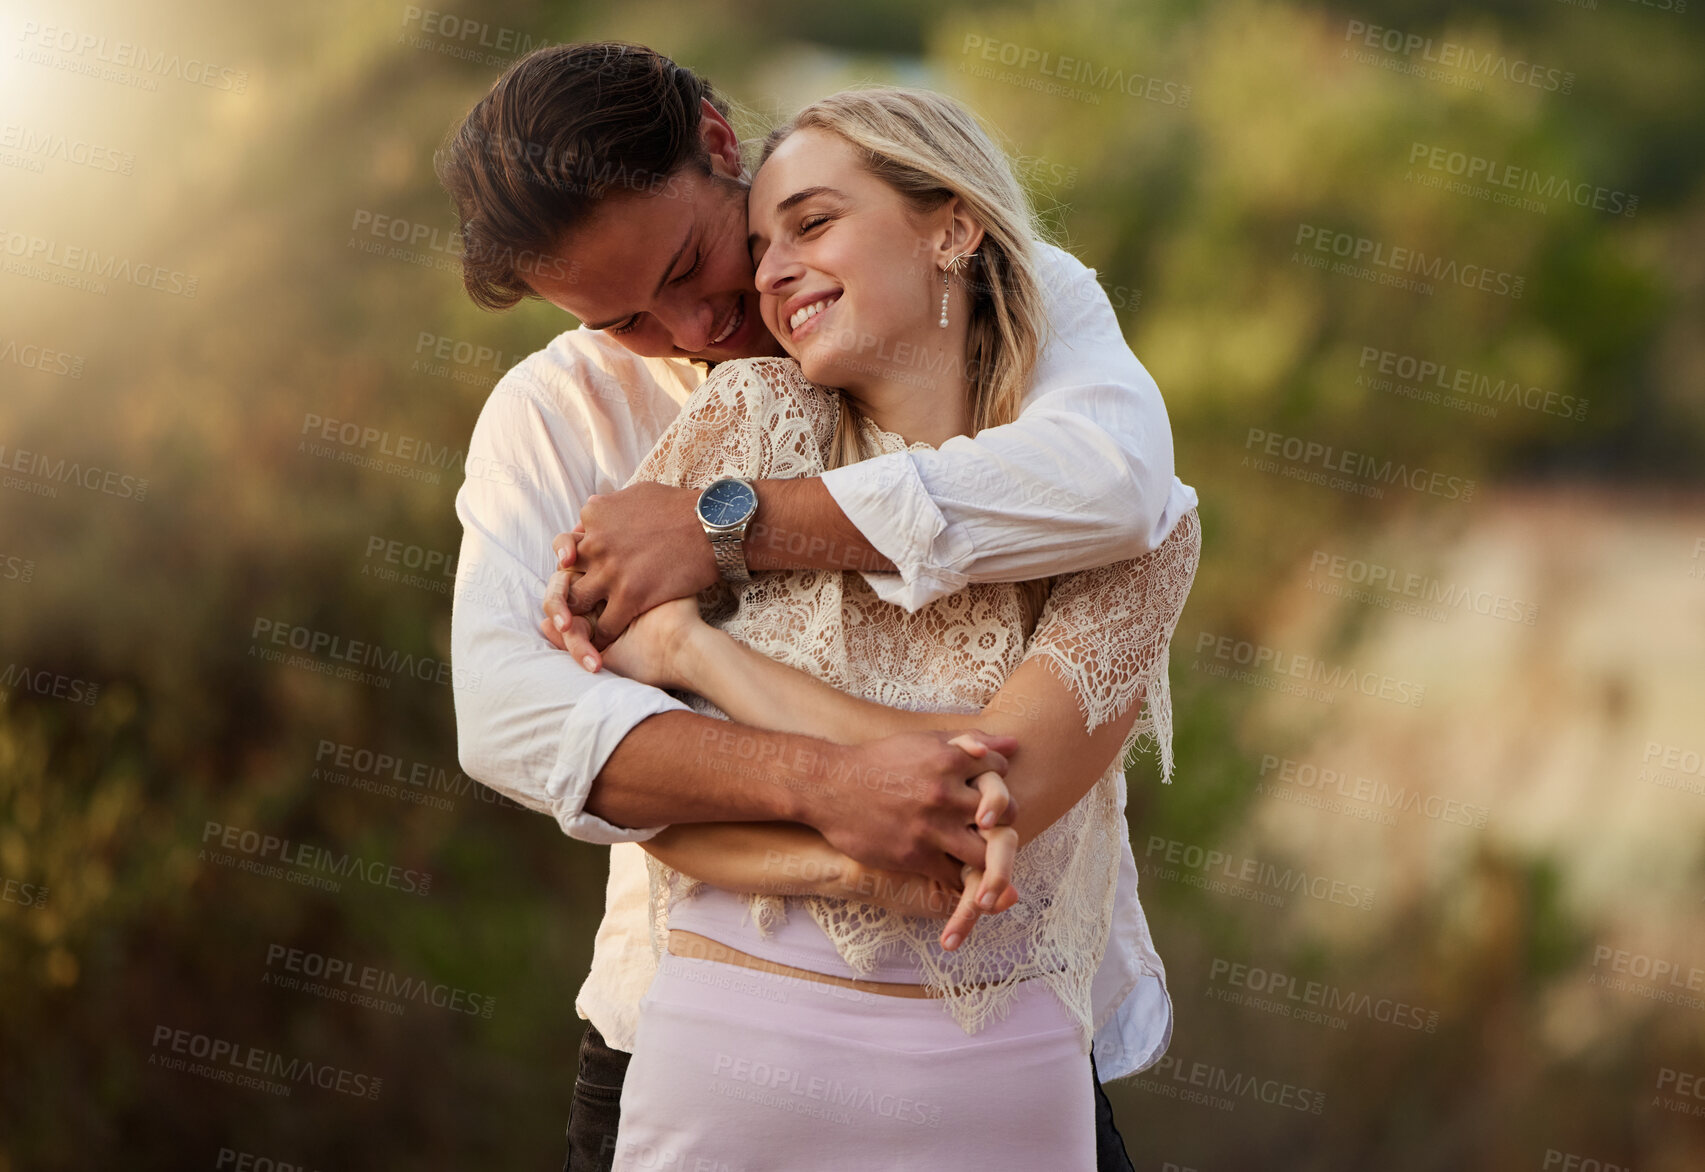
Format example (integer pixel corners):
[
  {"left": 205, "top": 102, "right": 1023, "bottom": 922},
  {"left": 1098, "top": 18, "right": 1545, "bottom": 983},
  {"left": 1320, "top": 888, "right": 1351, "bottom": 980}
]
[{"left": 562, "top": 1021, "right": 1136, "bottom": 1171}]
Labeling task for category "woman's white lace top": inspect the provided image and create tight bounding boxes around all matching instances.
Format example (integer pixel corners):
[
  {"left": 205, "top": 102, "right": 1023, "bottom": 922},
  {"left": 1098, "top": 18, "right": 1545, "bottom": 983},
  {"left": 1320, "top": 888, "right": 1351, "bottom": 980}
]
[{"left": 629, "top": 357, "right": 1201, "bottom": 1041}]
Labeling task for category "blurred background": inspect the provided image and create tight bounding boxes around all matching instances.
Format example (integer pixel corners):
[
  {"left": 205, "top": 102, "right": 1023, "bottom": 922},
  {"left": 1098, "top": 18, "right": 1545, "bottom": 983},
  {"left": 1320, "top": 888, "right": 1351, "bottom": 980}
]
[{"left": 2, "top": 0, "right": 1702, "bottom": 1167}]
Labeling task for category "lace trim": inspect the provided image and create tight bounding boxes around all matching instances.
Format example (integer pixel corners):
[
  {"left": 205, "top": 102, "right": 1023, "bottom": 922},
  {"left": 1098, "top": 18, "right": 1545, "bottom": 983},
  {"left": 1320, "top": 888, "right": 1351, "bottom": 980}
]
[{"left": 1027, "top": 508, "right": 1201, "bottom": 782}]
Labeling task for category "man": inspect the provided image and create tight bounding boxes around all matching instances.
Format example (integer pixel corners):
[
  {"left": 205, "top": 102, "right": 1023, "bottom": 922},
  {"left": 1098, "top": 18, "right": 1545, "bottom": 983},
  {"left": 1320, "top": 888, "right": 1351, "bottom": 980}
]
[{"left": 438, "top": 41, "right": 1197, "bottom": 1172}]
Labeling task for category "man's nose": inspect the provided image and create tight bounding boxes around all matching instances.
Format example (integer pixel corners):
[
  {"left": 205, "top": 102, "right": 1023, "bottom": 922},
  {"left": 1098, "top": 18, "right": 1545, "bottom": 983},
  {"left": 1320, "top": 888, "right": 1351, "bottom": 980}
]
[{"left": 656, "top": 298, "right": 715, "bottom": 353}]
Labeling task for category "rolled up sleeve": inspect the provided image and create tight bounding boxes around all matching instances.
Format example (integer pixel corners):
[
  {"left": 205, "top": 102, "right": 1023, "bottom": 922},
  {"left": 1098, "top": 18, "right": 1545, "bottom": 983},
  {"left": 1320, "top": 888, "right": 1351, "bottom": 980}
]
[
  {"left": 820, "top": 244, "right": 1194, "bottom": 612},
  {"left": 451, "top": 370, "right": 691, "bottom": 845}
]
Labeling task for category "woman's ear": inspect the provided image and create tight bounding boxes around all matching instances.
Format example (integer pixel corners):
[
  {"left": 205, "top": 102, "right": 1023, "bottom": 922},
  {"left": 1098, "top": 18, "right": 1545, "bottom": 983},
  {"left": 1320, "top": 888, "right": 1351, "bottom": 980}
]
[
  {"left": 939, "top": 197, "right": 987, "bottom": 264},
  {"left": 699, "top": 99, "right": 744, "bottom": 180}
]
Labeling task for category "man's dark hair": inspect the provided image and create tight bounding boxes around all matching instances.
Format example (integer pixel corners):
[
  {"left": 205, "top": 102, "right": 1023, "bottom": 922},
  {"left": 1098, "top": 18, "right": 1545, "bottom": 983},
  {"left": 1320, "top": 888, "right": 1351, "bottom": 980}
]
[{"left": 436, "top": 42, "right": 728, "bottom": 311}]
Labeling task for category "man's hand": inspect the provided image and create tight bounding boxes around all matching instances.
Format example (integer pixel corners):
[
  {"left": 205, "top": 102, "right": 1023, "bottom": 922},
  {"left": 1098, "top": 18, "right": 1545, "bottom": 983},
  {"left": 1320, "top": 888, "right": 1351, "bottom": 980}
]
[
  {"left": 560, "top": 482, "right": 718, "bottom": 650},
  {"left": 827, "top": 769, "right": 1020, "bottom": 952},
  {"left": 801, "top": 731, "right": 1021, "bottom": 893}
]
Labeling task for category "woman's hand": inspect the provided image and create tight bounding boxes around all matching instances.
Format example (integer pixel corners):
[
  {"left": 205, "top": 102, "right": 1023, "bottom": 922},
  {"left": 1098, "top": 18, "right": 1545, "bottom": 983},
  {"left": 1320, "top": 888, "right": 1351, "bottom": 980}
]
[
  {"left": 540, "top": 525, "right": 602, "bottom": 671},
  {"left": 597, "top": 596, "right": 703, "bottom": 689},
  {"left": 938, "top": 765, "right": 1020, "bottom": 952}
]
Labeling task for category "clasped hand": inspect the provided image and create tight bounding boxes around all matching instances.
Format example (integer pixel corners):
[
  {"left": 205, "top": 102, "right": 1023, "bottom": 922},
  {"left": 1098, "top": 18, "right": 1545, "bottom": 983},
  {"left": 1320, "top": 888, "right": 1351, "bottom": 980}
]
[{"left": 541, "top": 482, "right": 717, "bottom": 655}]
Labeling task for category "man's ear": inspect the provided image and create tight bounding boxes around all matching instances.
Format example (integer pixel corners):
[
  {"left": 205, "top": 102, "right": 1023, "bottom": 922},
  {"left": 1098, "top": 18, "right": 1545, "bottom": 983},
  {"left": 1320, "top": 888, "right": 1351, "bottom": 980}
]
[
  {"left": 936, "top": 197, "right": 987, "bottom": 266},
  {"left": 699, "top": 98, "right": 744, "bottom": 180}
]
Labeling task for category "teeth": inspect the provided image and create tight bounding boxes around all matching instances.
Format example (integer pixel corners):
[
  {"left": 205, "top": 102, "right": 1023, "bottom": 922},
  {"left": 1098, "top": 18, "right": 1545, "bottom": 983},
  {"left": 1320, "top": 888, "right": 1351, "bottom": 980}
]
[
  {"left": 788, "top": 297, "right": 837, "bottom": 332},
  {"left": 711, "top": 300, "right": 743, "bottom": 345}
]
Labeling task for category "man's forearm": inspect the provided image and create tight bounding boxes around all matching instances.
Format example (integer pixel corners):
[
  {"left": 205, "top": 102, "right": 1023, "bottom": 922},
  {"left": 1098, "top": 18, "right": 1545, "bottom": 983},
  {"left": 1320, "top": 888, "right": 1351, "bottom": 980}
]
[
  {"left": 676, "top": 618, "right": 1138, "bottom": 848},
  {"left": 582, "top": 709, "right": 836, "bottom": 830},
  {"left": 744, "top": 477, "right": 894, "bottom": 575},
  {"left": 582, "top": 703, "right": 1015, "bottom": 885}
]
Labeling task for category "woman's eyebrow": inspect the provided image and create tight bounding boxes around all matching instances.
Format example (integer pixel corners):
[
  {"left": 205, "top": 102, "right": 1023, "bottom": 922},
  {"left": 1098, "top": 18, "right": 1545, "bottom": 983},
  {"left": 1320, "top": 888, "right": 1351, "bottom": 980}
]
[
  {"left": 774, "top": 185, "right": 845, "bottom": 214},
  {"left": 749, "top": 186, "right": 844, "bottom": 254}
]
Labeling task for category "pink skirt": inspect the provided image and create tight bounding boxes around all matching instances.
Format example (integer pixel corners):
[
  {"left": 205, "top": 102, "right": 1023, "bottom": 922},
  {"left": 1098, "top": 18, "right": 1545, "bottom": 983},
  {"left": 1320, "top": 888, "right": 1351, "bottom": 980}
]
[{"left": 613, "top": 950, "right": 1095, "bottom": 1172}]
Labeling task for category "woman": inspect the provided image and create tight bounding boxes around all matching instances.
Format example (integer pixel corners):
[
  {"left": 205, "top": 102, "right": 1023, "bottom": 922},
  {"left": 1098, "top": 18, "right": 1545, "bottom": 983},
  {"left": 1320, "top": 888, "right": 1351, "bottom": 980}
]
[{"left": 563, "top": 88, "right": 1199, "bottom": 1170}]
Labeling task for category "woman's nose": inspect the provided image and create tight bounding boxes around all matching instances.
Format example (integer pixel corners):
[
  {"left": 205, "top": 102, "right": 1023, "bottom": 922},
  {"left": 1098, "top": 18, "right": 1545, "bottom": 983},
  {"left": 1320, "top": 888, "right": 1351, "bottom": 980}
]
[{"left": 754, "top": 246, "right": 799, "bottom": 295}]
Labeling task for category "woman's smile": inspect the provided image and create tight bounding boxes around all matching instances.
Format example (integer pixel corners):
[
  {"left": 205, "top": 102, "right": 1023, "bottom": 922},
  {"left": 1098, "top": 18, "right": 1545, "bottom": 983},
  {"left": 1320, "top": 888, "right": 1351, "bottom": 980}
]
[{"left": 783, "top": 290, "right": 842, "bottom": 341}]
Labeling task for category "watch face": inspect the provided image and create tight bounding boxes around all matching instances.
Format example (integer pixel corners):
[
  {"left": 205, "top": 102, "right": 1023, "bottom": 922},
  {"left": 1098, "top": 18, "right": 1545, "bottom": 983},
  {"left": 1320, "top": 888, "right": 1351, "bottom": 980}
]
[{"left": 699, "top": 478, "right": 756, "bottom": 527}]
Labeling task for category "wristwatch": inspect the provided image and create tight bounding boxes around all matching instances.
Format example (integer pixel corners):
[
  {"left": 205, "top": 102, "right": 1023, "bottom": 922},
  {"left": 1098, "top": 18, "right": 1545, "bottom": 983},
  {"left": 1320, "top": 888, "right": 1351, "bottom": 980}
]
[{"left": 695, "top": 476, "right": 758, "bottom": 582}]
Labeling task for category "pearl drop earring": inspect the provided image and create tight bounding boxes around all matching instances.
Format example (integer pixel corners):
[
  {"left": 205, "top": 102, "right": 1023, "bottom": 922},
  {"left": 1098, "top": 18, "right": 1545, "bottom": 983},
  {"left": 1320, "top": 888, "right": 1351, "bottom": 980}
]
[{"left": 939, "top": 249, "right": 977, "bottom": 328}]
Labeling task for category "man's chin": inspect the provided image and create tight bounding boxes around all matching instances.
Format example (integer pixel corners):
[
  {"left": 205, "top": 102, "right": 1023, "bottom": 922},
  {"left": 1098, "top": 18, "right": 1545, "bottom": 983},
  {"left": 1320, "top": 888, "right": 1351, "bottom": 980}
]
[{"left": 690, "top": 293, "right": 783, "bottom": 362}]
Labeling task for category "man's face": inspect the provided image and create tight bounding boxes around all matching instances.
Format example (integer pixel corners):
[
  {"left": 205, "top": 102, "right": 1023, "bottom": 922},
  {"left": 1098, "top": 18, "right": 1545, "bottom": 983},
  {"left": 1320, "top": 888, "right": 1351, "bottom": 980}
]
[{"left": 529, "top": 167, "right": 784, "bottom": 363}]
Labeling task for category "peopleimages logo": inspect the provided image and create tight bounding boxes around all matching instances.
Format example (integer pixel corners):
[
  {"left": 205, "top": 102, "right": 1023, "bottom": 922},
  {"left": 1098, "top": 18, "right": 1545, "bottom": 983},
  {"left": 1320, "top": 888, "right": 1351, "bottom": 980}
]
[
  {"left": 1198, "top": 627, "right": 1430, "bottom": 707},
  {"left": 1356, "top": 346, "right": 1586, "bottom": 422},
  {"left": 1206, "top": 957, "right": 1441, "bottom": 1032},
  {"left": 0, "top": 229, "right": 198, "bottom": 296},
  {"left": 0, "top": 123, "right": 135, "bottom": 175},
  {"left": 1407, "top": 142, "right": 1638, "bottom": 218},
  {"left": 298, "top": 413, "right": 462, "bottom": 471},
  {"left": 1138, "top": 1052, "right": 1327, "bottom": 1114},
  {"left": 959, "top": 35, "right": 1191, "bottom": 107},
  {"left": 0, "top": 553, "right": 36, "bottom": 585},
  {"left": 0, "top": 663, "right": 100, "bottom": 706},
  {"left": 1257, "top": 753, "right": 1489, "bottom": 828},
  {"left": 263, "top": 943, "right": 496, "bottom": 1018},
  {"left": 1306, "top": 548, "right": 1540, "bottom": 626},
  {"left": 363, "top": 534, "right": 456, "bottom": 588},
  {"left": 397, "top": 5, "right": 554, "bottom": 67},
  {"left": 313, "top": 738, "right": 521, "bottom": 813},
  {"left": 0, "top": 442, "right": 149, "bottom": 501},
  {"left": 248, "top": 617, "right": 475, "bottom": 690},
  {"left": 215, "top": 1147, "right": 325, "bottom": 1172},
  {"left": 711, "top": 1052, "right": 945, "bottom": 1127},
  {"left": 149, "top": 1025, "right": 380, "bottom": 1100},
  {"left": 1244, "top": 428, "right": 1476, "bottom": 503},
  {"left": 1637, "top": 739, "right": 1705, "bottom": 800},
  {"left": 1589, "top": 944, "right": 1705, "bottom": 999},
  {"left": 2, "top": 876, "right": 49, "bottom": 909},
  {"left": 1144, "top": 834, "right": 1377, "bottom": 911},
  {"left": 201, "top": 821, "right": 433, "bottom": 896},
  {"left": 445, "top": 126, "right": 699, "bottom": 201},
  {"left": 411, "top": 330, "right": 521, "bottom": 389},
  {"left": 1341, "top": 20, "right": 1574, "bottom": 94},
  {"left": 16, "top": 21, "right": 250, "bottom": 93},
  {"left": 0, "top": 335, "right": 86, "bottom": 379},
  {"left": 1294, "top": 224, "right": 1524, "bottom": 299}
]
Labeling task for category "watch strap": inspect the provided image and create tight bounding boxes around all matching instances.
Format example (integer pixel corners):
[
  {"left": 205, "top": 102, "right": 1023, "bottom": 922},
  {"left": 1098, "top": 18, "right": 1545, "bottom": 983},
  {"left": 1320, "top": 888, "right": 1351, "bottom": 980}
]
[{"left": 709, "top": 531, "right": 750, "bottom": 582}]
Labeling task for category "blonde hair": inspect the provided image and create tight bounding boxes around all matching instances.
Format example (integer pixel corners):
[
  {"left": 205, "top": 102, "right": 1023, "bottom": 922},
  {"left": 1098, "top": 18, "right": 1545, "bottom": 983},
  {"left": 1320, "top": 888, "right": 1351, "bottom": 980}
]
[{"left": 759, "top": 87, "right": 1055, "bottom": 629}]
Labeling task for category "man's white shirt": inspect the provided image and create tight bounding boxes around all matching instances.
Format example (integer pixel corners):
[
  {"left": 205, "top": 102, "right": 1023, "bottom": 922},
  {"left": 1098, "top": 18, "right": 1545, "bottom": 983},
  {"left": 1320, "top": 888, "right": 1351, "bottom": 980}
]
[{"left": 450, "top": 242, "right": 1198, "bottom": 1078}]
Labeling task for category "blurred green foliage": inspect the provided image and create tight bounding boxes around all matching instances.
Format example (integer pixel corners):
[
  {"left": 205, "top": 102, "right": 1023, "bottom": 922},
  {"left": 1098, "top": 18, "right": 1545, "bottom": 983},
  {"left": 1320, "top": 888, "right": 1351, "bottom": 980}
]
[{"left": 2, "top": 0, "right": 1701, "bottom": 1167}]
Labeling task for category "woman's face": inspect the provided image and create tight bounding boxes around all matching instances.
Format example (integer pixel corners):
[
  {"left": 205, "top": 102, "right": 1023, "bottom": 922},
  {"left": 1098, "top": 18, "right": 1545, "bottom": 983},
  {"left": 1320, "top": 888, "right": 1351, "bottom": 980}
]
[{"left": 747, "top": 128, "right": 949, "bottom": 392}]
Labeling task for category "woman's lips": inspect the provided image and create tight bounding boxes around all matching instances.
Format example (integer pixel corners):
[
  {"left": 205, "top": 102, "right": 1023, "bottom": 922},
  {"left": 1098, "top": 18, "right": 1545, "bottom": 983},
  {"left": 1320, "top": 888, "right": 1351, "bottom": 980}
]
[{"left": 788, "top": 292, "right": 842, "bottom": 342}]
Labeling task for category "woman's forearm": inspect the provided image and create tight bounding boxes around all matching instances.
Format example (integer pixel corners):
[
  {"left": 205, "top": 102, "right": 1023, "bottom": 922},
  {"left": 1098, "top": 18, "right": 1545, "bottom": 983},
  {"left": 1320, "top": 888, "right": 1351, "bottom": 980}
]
[
  {"left": 642, "top": 822, "right": 848, "bottom": 896},
  {"left": 642, "top": 820, "right": 958, "bottom": 917},
  {"left": 676, "top": 622, "right": 1142, "bottom": 850},
  {"left": 677, "top": 623, "right": 958, "bottom": 745}
]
